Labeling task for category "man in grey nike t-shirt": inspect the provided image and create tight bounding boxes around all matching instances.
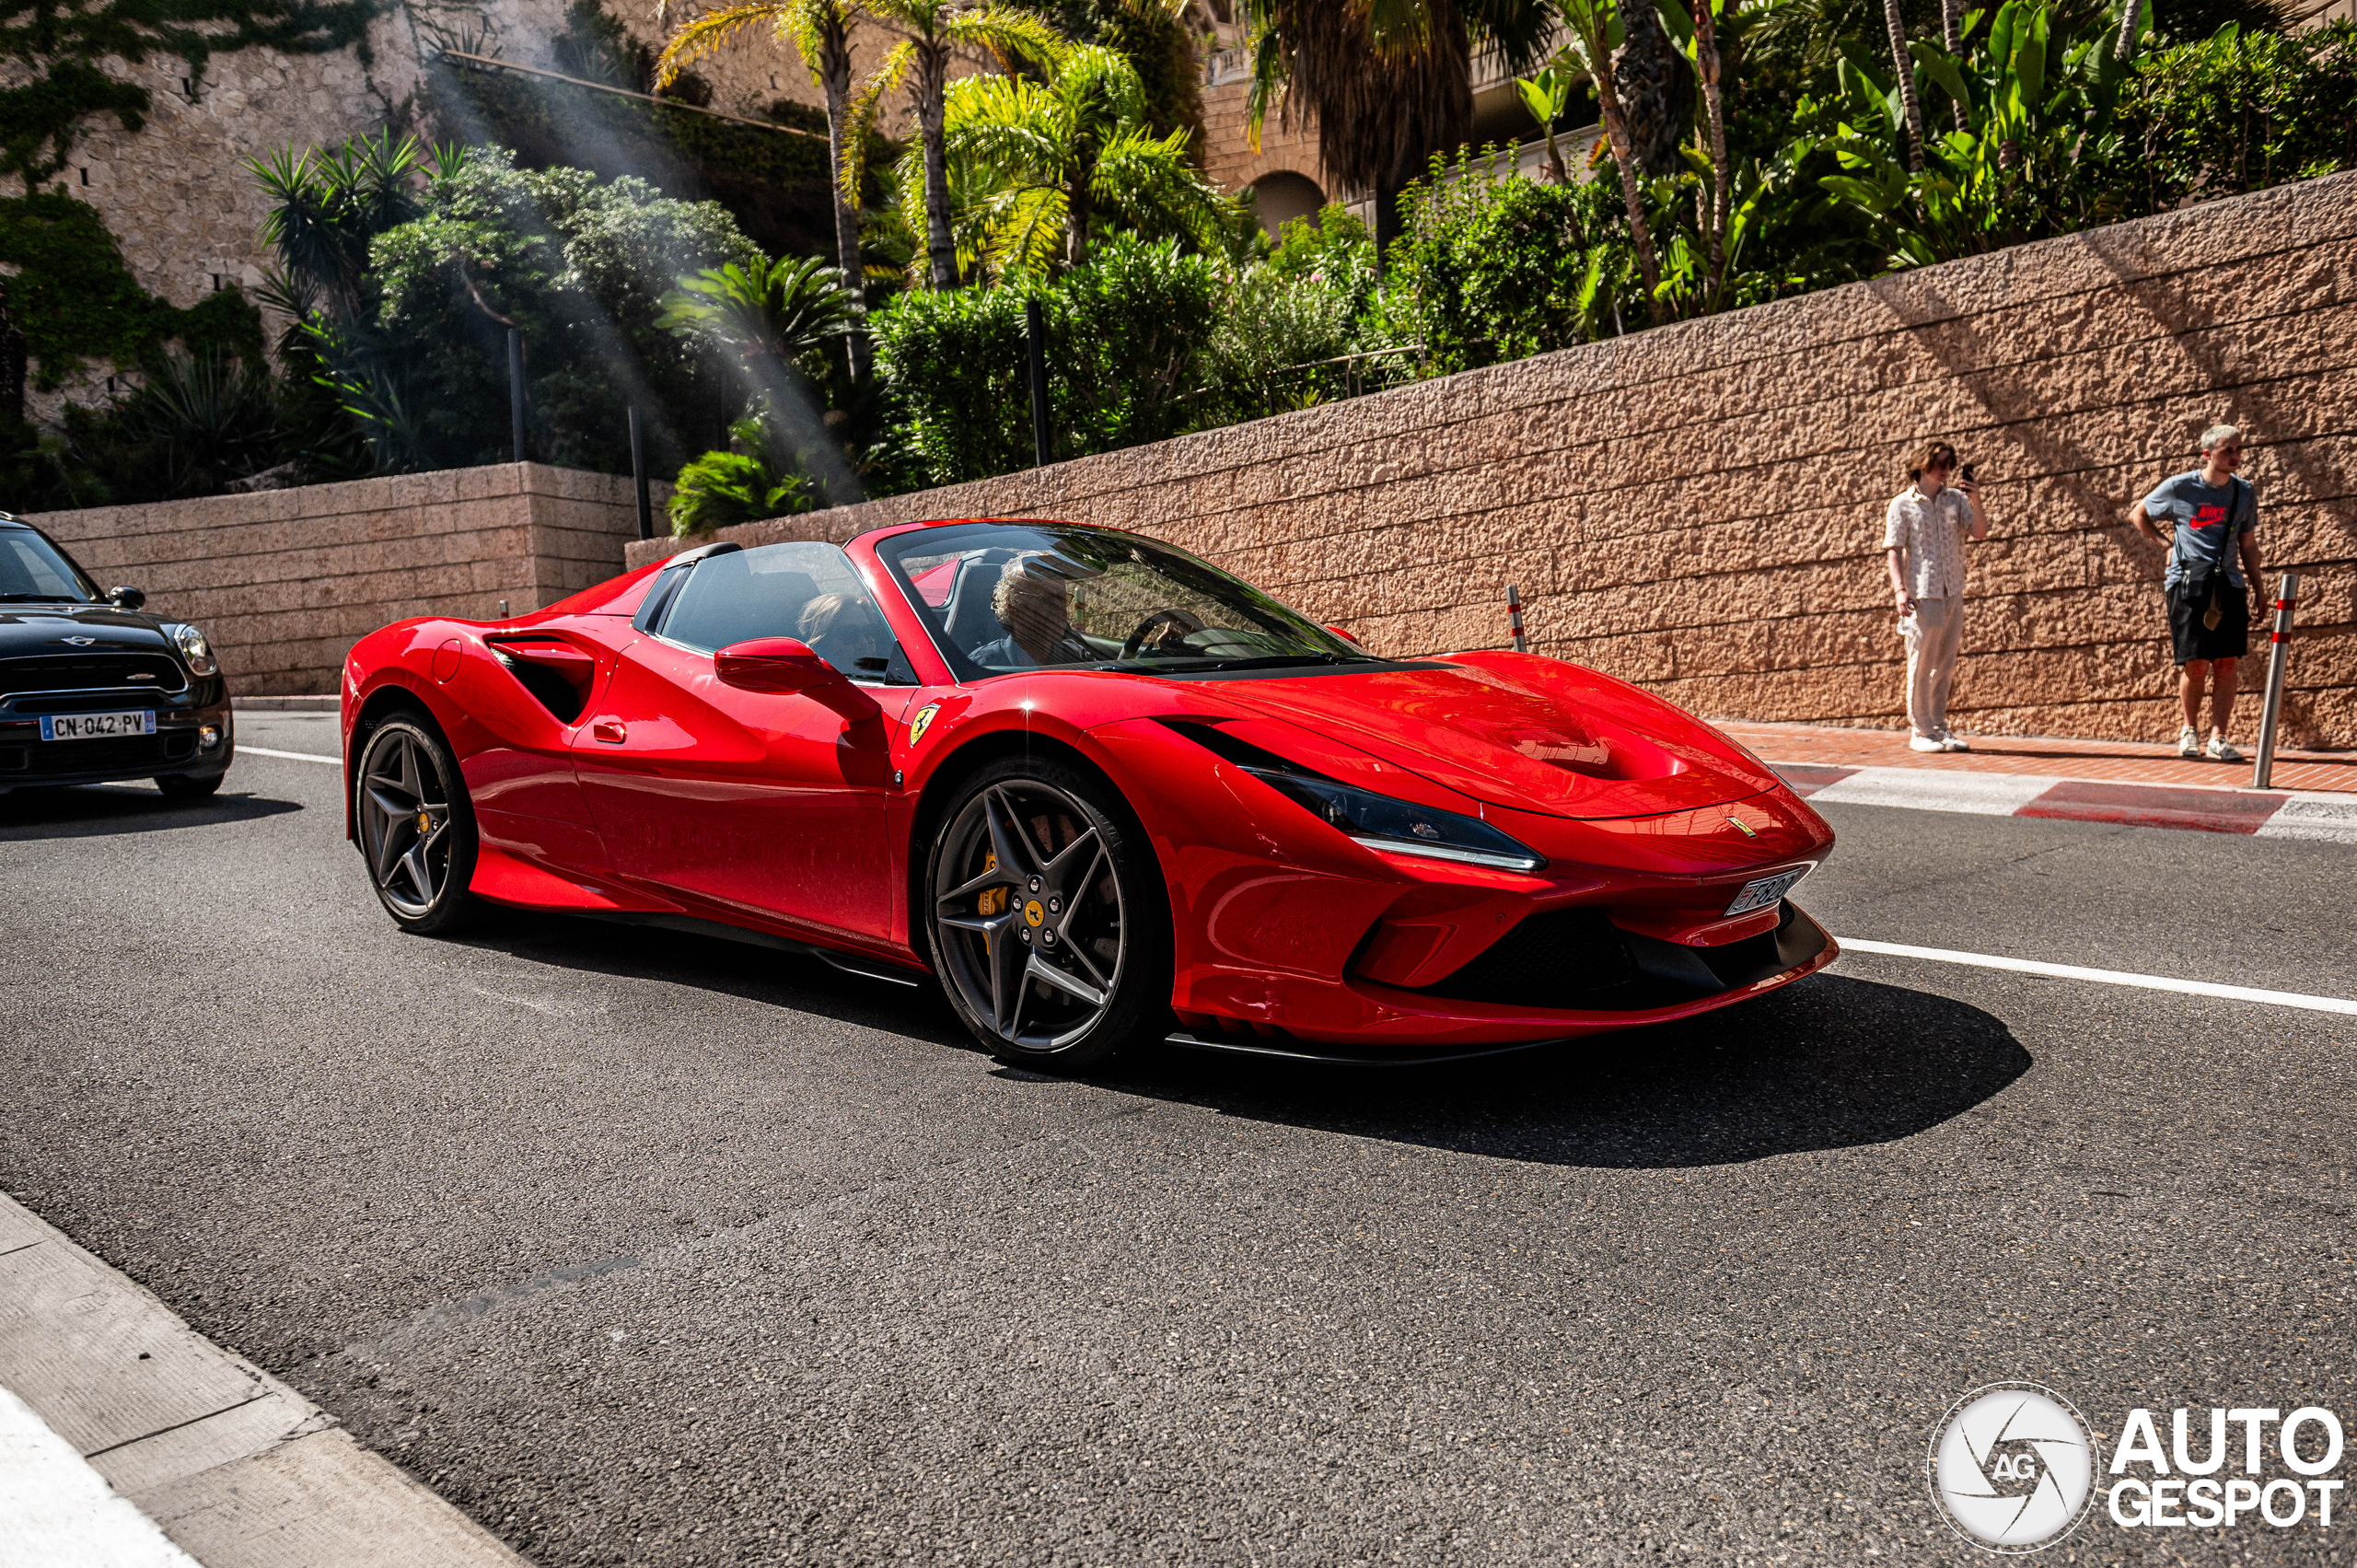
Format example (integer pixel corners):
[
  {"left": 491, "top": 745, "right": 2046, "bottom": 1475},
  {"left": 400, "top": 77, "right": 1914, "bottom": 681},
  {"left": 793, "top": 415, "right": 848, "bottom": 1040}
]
[{"left": 2128, "top": 424, "right": 2264, "bottom": 761}]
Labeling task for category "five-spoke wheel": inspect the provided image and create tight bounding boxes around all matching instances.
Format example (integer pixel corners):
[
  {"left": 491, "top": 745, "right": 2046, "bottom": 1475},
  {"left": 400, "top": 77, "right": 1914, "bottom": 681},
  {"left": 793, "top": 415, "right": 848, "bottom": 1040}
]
[
  {"left": 355, "top": 715, "right": 477, "bottom": 933},
  {"left": 924, "top": 761, "right": 1167, "bottom": 1068}
]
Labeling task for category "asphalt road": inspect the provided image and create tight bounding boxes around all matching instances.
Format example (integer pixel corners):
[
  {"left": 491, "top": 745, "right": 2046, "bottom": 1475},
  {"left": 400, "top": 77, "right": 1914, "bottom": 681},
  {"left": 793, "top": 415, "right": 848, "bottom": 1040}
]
[{"left": 4, "top": 711, "right": 2352, "bottom": 1567}]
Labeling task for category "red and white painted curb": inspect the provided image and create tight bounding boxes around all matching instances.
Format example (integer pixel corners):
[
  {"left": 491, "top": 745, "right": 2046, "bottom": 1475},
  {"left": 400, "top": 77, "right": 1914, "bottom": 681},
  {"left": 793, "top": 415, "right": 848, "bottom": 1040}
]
[{"left": 1772, "top": 763, "right": 2357, "bottom": 842}]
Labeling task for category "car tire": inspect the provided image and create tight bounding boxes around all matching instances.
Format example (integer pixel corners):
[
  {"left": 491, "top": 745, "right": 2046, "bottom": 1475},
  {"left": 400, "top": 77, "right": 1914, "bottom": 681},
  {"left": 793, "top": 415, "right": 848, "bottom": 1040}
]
[
  {"left": 354, "top": 714, "right": 479, "bottom": 935},
  {"left": 155, "top": 772, "right": 223, "bottom": 799},
  {"left": 923, "top": 757, "right": 1170, "bottom": 1071}
]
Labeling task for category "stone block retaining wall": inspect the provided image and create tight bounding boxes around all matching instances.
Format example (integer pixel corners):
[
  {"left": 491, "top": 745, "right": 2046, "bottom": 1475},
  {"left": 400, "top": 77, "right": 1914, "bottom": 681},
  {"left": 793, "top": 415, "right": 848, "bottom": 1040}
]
[
  {"left": 629, "top": 172, "right": 2357, "bottom": 749},
  {"left": 28, "top": 464, "right": 647, "bottom": 697}
]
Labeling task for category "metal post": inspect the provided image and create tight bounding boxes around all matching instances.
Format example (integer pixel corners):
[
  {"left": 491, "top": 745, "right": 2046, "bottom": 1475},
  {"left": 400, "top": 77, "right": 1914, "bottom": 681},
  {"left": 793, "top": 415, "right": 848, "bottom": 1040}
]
[
  {"left": 2251, "top": 570, "right": 2299, "bottom": 790},
  {"left": 628, "top": 406, "right": 653, "bottom": 541},
  {"left": 1025, "top": 297, "right": 1051, "bottom": 468},
  {"left": 1507, "top": 585, "right": 1527, "bottom": 654},
  {"left": 506, "top": 328, "right": 526, "bottom": 465}
]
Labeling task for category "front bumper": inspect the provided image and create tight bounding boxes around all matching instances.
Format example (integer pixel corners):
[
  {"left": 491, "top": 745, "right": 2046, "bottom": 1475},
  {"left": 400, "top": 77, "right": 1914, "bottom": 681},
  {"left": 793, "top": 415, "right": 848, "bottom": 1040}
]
[
  {"left": 1171, "top": 902, "right": 1838, "bottom": 1061},
  {"left": 0, "top": 699, "right": 233, "bottom": 794}
]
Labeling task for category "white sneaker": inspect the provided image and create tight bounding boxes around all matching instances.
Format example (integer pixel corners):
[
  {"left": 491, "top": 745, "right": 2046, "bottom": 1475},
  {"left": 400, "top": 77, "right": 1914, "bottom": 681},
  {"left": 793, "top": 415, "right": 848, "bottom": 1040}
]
[
  {"left": 1941, "top": 735, "right": 1972, "bottom": 752},
  {"left": 2207, "top": 735, "right": 2243, "bottom": 762},
  {"left": 1909, "top": 735, "right": 1945, "bottom": 753},
  {"left": 2177, "top": 726, "right": 2201, "bottom": 758}
]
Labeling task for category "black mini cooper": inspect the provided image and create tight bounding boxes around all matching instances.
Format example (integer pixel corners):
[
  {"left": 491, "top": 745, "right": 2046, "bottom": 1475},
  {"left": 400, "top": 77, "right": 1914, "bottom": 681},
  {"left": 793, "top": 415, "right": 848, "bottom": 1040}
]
[{"left": 0, "top": 514, "right": 233, "bottom": 796}]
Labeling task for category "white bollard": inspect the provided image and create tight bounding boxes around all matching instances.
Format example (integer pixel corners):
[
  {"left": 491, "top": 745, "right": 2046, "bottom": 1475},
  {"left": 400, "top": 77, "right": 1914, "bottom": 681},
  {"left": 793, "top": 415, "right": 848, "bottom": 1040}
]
[{"left": 2251, "top": 571, "right": 2299, "bottom": 790}]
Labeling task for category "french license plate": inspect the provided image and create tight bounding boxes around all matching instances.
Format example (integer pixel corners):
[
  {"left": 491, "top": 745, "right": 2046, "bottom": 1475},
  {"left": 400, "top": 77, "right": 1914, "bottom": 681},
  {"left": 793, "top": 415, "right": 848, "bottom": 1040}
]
[
  {"left": 40, "top": 710, "right": 156, "bottom": 742},
  {"left": 1724, "top": 866, "right": 1808, "bottom": 916}
]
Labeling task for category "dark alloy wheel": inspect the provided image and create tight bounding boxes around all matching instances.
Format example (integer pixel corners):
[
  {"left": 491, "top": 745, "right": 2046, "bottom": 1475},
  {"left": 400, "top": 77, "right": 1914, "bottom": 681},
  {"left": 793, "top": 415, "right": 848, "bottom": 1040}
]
[
  {"left": 923, "top": 759, "right": 1169, "bottom": 1069},
  {"left": 355, "top": 715, "right": 478, "bottom": 934}
]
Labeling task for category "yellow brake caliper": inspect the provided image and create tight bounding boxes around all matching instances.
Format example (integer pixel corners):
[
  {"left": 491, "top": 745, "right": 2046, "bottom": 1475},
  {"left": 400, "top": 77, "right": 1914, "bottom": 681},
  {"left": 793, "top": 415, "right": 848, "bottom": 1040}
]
[{"left": 979, "top": 851, "right": 1006, "bottom": 916}]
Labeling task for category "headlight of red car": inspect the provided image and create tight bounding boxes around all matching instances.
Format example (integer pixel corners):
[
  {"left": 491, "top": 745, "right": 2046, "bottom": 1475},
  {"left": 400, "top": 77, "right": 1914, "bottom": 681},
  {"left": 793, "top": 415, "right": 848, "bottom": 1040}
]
[{"left": 1241, "top": 765, "right": 1545, "bottom": 873}]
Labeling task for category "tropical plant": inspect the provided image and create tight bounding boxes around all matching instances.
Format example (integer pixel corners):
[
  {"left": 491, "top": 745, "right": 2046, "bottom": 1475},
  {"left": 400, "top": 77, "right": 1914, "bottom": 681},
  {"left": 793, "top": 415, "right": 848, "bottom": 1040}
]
[
  {"left": 249, "top": 130, "right": 436, "bottom": 320},
  {"left": 842, "top": 1, "right": 1066, "bottom": 290},
  {"left": 59, "top": 348, "right": 282, "bottom": 503},
  {"left": 1513, "top": 64, "right": 1576, "bottom": 182},
  {"left": 2124, "top": 20, "right": 2357, "bottom": 210},
  {"left": 914, "top": 42, "right": 1238, "bottom": 277},
  {"left": 656, "top": 0, "right": 874, "bottom": 374},
  {"left": 1554, "top": 0, "right": 1667, "bottom": 317},
  {"left": 668, "top": 416, "right": 817, "bottom": 532},
  {"left": 1240, "top": 0, "right": 1561, "bottom": 246}
]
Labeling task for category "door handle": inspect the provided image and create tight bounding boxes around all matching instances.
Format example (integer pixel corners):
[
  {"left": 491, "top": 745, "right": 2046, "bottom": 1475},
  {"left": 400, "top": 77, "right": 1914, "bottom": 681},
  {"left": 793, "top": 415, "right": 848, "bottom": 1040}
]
[{"left": 591, "top": 720, "right": 626, "bottom": 744}]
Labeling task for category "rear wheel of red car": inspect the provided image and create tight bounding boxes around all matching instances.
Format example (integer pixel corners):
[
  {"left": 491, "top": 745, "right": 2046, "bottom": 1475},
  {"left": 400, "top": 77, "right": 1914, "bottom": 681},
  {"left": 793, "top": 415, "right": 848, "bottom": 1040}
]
[
  {"left": 355, "top": 714, "right": 479, "bottom": 935},
  {"left": 923, "top": 759, "right": 1169, "bottom": 1070}
]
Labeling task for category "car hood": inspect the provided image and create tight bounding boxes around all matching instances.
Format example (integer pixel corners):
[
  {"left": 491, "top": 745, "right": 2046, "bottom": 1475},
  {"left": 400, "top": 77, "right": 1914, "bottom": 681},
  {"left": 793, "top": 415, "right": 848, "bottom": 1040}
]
[
  {"left": 1202, "top": 654, "right": 1782, "bottom": 820},
  {"left": 0, "top": 603, "right": 175, "bottom": 656}
]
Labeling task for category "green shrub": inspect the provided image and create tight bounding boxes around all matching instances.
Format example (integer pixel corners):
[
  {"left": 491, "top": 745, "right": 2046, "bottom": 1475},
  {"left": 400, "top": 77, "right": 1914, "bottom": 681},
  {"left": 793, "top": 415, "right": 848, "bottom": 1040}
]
[
  {"left": 2125, "top": 20, "right": 2357, "bottom": 211},
  {"left": 1376, "top": 150, "right": 1622, "bottom": 376},
  {"left": 668, "top": 418, "right": 815, "bottom": 534},
  {"left": 873, "top": 232, "right": 1221, "bottom": 487}
]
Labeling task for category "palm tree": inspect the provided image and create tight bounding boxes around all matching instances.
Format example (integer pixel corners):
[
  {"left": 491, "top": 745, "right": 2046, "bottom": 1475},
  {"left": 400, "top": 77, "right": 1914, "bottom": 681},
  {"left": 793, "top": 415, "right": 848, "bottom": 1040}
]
[
  {"left": 1240, "top": 0, "right": 1555, "bottom": 253},
  {"left": 843, "top": 1, "right": 1067, "bottom": 289},
  {"left": 1885, "top": 0, "right": 1925, "bottom": 172},
  {"left": 916, "top": 43, "right": 1237, "bottom": 275},
  {"left": 1556, "top": 0, "right": 1666, "bottom": 322},
  {"left": 657, "top": 0, "right": 872, "bottom": 377}
]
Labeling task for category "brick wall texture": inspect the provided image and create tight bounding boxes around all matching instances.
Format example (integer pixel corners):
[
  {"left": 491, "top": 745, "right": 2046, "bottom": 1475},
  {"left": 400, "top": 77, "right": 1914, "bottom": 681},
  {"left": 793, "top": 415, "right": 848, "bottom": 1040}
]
[
  {"left": 28, "top": 463, "right": 645, "bottom": 696},
  {"left": 627, "top": 172, "right": 2357, "bottom": 750}
]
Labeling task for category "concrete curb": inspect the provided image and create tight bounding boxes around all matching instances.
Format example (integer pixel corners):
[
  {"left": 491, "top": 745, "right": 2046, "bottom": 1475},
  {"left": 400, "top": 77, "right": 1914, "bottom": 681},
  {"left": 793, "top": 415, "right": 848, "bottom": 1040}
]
[
  {"left": 0, "top": 1193, "right": 522, "bottom": 1568},
  {"left": 1773, "top": 761, "right": 2357, "bottom": 842},
  {"left": 230, "top": 697, "right": 340, "bottom": 713}
]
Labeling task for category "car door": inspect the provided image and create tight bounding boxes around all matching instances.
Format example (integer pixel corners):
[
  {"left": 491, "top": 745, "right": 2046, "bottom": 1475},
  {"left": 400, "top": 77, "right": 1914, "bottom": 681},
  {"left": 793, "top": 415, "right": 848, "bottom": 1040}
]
[{"left": 570, "top": 542, "right": 915, "bottom": 945}]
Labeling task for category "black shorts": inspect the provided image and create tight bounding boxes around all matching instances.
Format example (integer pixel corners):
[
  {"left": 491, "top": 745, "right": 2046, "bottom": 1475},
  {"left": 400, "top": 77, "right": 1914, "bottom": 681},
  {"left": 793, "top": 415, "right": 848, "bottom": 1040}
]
[{"left": 2168, "top": 582, "right": 2250, "bottom": 665}]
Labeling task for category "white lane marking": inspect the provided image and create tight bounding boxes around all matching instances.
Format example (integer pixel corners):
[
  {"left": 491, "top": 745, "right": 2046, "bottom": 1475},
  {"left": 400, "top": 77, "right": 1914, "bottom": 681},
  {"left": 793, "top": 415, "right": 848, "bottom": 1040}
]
[
  {"left": 1805, "top": 767, "right": 2062, "bottom": 815},
  {"left": 2255, "top": 795, "right": 2357, "bottom": 844},
  {"left": 0, "top": 1385, "right": 201, "bottom": 1568},
  {"left": 1835, "top": 937, "right": 2357, "bottom": 1016},
  {"left": 237, "top": 745, "right": 340, "bottom": 765}
]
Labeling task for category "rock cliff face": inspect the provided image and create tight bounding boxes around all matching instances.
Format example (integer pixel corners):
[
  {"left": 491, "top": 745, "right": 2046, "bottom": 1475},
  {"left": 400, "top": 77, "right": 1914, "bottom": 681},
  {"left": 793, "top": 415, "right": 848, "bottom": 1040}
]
[{"left": 626, "top": 173, "right": 2357, "bottom": 749}]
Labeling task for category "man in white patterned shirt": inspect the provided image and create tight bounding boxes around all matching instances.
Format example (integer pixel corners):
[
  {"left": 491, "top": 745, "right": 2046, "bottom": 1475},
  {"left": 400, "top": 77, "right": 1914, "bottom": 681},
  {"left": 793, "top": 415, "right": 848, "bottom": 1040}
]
[{"left": 1884, "top": 441, "right": 1987, "bottom": 752}]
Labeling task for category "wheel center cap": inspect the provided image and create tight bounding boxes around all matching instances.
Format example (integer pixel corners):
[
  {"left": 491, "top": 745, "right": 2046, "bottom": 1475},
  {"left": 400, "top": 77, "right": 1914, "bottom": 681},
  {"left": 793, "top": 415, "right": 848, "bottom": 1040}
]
[
  {"left": 415, "top": 809, "right": 431, "bottom": 834},
  {"left": 1023, "top": 900, "right": 1045, "bottom": 928}
]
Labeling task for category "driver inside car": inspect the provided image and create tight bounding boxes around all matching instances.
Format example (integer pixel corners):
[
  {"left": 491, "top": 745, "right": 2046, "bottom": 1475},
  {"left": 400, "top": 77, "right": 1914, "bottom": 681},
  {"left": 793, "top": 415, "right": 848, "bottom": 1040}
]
[{"left": 968, "top": 553, "right": 1099, "bottom": 668}]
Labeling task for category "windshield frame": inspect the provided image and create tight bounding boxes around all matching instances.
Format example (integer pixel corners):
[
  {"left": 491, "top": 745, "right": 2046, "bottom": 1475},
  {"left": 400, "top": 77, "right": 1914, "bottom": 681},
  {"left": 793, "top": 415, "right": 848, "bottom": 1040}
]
[
  {"left": 0, "top": 523, "right": 105, "bottom": 605},
  {"left": 870, "top": 520, "right": 1385, "bottom": 686}
]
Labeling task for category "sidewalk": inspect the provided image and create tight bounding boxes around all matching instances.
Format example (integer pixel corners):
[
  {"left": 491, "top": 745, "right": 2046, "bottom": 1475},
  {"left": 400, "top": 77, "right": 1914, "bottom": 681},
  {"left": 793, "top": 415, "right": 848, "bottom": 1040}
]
[{"left": 1715, "top": 720, "right": 2357, "bottom": 839}]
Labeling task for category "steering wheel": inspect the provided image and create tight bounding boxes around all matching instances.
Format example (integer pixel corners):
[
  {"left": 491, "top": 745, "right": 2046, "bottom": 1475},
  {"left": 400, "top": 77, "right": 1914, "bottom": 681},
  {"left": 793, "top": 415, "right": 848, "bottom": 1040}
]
[{"left": 1120, "top": 610, "right": 1202, "bottom": 660}]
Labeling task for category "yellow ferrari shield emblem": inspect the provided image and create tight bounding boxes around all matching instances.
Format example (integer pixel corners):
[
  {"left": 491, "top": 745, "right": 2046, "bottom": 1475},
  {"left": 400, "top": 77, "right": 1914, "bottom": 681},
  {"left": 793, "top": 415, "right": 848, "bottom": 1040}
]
[{"left": 908, "top": 702, "right": 940, "bottom": 746}]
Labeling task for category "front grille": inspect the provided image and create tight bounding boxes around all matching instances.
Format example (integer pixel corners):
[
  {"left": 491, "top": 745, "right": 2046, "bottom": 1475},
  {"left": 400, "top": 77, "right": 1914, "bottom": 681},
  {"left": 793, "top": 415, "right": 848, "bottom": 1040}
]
[
  {"left": 18, "top": 735, "right": 169, "bottom": 772},
  {"left": 0, "top": 653, "right": 186, "bottom": 696},
  {"left": 1411, "top": 907, "right": 1636, "bottom": 1006}
]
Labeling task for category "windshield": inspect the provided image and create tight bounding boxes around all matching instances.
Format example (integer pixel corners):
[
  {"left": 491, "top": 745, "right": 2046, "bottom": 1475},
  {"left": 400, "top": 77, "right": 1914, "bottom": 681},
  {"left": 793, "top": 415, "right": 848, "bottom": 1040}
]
[
  {"left": 875, "top": 522, "right": 1373, "bottom": 681},
  {"left": 0, "top": 527, "right": 102, "bottom": 603}
]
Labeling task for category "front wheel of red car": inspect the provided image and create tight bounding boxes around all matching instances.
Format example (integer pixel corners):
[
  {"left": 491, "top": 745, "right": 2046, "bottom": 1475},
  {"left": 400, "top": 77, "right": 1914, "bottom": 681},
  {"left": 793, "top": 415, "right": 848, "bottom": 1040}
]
[
  {"left": 354, "top": 714, "right": 479, "bottom": 935},
  {"left": 923, "top": 759, "right": 1170, "bottom": 1071}
]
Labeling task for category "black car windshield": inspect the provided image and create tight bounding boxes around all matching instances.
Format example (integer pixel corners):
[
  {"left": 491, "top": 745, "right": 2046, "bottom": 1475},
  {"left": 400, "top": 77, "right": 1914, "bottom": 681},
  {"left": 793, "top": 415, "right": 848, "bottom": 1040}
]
[
  {"left": 875, "top": 522, "right": 1375, "bottom": 680},
  {"left": 0, "top": 528, "right": 101, "bottom": 603}
]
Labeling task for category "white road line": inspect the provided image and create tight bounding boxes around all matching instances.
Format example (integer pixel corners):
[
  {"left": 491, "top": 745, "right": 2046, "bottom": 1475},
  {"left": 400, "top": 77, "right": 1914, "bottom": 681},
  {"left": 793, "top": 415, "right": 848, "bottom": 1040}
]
[
  {"left": 2255, "top": 795, "right": 2357, "bottom": 844},
  {"left": 1805, "top": 767, "right": 2063, "bottom": 815},
  {"left": 0, "top": 1386, "right": 200, "bottom": 1568},
  {"left": 237, "top": 745, "right": 340, "bottom": 765},
  {"left": 1835, "top": 937, "right": 2357, "bottom": 1016}
]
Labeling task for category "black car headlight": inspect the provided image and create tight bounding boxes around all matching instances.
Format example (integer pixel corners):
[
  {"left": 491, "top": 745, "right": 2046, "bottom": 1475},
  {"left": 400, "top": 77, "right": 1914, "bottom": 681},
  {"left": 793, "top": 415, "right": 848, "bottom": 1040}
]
[
  {"left": 170, "top": 622, "right": 218, "bottom": 678},
  {"left": 1243, "top": 766, "right": 1544, "bottom": 872}
]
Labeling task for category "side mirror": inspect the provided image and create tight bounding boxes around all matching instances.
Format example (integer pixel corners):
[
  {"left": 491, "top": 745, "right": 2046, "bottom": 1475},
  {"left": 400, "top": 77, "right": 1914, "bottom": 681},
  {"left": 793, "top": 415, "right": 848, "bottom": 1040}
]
[
  {"left": 1326, "top": 623, "right": 1359, "bottom": 644},
  {"left": 110, "top": 586, "right": 146, "bottom": 610},
  {"left": 714, "top": 636, "right": 842, "bottom": 695}
]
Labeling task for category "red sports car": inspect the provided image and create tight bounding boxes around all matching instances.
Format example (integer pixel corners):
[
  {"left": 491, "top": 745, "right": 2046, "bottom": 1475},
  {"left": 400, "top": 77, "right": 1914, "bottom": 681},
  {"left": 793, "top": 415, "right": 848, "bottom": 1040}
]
[{"left": 342, "top": 517, "right": 1836, "bottom": 1067}]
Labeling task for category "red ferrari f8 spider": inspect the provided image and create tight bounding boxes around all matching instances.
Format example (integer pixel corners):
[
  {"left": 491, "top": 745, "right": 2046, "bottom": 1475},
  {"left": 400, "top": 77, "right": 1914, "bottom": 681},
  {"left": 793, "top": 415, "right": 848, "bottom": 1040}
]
[{"left": 342, "top": 518, "right": 1836, "bottom": 1066}]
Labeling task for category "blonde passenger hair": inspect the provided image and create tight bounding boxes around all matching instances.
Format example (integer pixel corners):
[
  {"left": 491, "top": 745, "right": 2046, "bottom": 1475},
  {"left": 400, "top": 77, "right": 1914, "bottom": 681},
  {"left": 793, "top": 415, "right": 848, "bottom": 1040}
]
[{"left": 798, "top": 591, "right": 866, "bottom": 640}]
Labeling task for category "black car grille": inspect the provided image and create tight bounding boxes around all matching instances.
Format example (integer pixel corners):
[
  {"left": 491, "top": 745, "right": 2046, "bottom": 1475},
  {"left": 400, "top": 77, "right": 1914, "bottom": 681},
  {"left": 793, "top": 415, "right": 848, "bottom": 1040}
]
[
  {"left": 0, "top": 653, "right": 186, "bottom": 696},
  {"left": 0, "top": 731, "right": 195, "bottom": 772},
  {"left": 1409, "top": 907, "right": 1637, "bottom": 1006}
]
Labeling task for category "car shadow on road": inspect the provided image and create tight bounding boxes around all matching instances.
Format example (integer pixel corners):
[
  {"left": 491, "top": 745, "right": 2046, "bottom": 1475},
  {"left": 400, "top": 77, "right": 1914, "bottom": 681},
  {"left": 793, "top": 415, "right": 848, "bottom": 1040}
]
[
  {"left": 0, "top": 785, "right": 304, "bottom": 840},
  {"left": 1097, "top": 973, "right": 2031, "bottom": 1169}
]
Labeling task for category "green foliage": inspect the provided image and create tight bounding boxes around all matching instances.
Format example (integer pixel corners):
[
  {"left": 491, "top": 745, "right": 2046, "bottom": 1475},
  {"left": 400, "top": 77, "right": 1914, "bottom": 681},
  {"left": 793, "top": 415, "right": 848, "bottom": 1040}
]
[
  {"left": 0, "top": 0, "right": 377, "bottom": 186},
  {"left": 0, "top": 192, "right": 262, "bottom": 389},
  {"left": 60, "top": 347, "right": 282, "bottom": 501},
  {"left": 422, "top": 49, "right": 859, "bottom": 261},
  {"left": 1005, "top": 0, "right": 1205, "bottom": 150},
  {"left": 1377, "top": 148, "right": 1631, "bottom": 374},
  {"left": 660, "top": 254, "right": 858, "bottom": 377},
  {"left": 1263, "top": 201, "right": 1375, "bottom": 283},
  {"left": 913, "top": 42, "right": 1239, "bottom": 279},
  {"left": 313, "top": 145, "right": 758, "bottom": 475},
  {"left": 2124, "top": 20, "right": 2357, "bottom": 208},
  {"left": 872, "top": 231, "right": 1219, "bottom": 486},
  {"left": 668, "top": 416, "right": 815, "bottom": 533}
]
